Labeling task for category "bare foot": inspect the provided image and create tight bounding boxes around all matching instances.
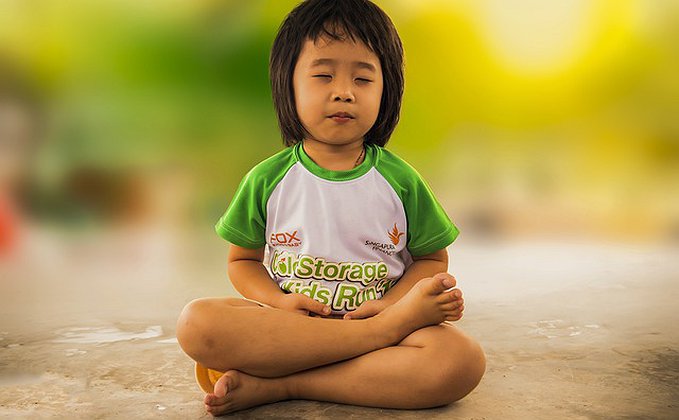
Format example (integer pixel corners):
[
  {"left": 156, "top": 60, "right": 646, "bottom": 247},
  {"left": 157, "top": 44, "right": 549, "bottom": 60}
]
[
  {"left": 375, "top": 273, "right": 464, "bottom": 341},
  {"left": 432, "top": 272, "right": 465, "bottom": 322},
  {"left": 204, "top": 370, "right": 288, "bottom": 416}
]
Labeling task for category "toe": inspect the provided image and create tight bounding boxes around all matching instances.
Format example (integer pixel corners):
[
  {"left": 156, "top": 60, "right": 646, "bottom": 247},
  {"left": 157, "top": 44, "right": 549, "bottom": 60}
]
[
  {"left": 434, "top": 273, "right": 456, "bottom": 290},
  {"left": 224, "top": 370, "right": 241, "bottom": 391},
  {"left": 440, "top": 302, "right": 456, "bottom": 311},
  {"left": 432, "top": 272, "right": 450, "bottom": 282},
  {"left": 205, "top": 392, "right": 225, "bottom": 407},
  {"left": 437, "top": 292, "right": 455, "bottom": 304},
  {"left": 213, "top": 372, "right": 230, "bottom": 399},
  {"left": 206, "top": 402, "right": 229, "bottom": 416},
  {"left": 445, "top": 312, "right": 463, "bottom": 321},
  {"left": 437, "top": 287, "right": 463, "bottom": 303},
  {"left": 425, "top": 275, "right": 454, "bottom": 295}
]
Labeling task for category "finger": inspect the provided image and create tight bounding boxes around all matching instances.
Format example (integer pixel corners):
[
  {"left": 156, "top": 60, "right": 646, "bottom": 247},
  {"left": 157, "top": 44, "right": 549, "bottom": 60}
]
[
  {"left": 303, "top": 296, "right": 331, "bottom": 315},
  {"left": 346, "top": 308, "right": 371, "bottom": 319},
  {"left": 343, "top": 310, "right": 355, "bottom": 320}
]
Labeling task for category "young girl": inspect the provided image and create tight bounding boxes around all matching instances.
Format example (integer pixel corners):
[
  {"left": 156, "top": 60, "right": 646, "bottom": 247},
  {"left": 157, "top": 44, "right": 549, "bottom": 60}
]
[{"left": 177, "top": 0, "right": 485, "bottom": 416}]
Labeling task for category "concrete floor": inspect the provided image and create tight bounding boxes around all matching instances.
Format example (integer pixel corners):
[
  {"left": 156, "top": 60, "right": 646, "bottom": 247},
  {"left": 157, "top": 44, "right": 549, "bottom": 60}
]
[{"left": 1, "top": 227, "right": 677, "bottom": 419}]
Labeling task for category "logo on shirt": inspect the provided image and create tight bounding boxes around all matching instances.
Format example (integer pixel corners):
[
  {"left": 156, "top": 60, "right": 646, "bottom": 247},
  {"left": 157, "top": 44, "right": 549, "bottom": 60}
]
[
  {"left": 270, "top": 230, "right": 301, "bottom": 247},
  {"left": 387, "top": 223, "right": 404, "bottom": 245},
  {"left": 271, "top": 250, "right": 396, "bottom": 311},
  {"left": 364, "top": 222, "right": 403, "bottom": 256}
]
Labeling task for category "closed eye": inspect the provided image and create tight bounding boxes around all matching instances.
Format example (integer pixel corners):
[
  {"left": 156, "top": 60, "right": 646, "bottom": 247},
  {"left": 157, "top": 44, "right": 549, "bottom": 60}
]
[{"left": 312, "top": 75, "right": 373, "bottom": 83}]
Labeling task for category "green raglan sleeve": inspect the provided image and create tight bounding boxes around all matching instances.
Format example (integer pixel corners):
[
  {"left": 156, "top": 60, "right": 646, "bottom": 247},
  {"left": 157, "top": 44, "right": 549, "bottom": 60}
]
[
  {"left": 215, "top": 168, "right": 267, "bottom": 249},
  {"left": 404, "top": 172, "right": 460, "bottom": 256},
  {"left": 376, "top": 147, "right": 459, "bottom": 257}
]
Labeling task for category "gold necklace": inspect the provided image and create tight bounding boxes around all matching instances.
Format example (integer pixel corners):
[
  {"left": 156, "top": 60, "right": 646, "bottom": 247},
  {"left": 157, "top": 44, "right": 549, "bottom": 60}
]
[{"left": 354, "top": 145, "right": 365, "bottom": 168}]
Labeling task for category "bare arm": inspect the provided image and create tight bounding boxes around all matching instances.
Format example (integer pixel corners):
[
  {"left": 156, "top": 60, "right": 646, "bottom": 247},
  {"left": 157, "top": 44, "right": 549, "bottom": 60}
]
[
  {"left": 227, "top": 244, "right": 286, "bottom": 307},
  {"left": 227, "top": 244, "right": 331, "bottom": 316}
]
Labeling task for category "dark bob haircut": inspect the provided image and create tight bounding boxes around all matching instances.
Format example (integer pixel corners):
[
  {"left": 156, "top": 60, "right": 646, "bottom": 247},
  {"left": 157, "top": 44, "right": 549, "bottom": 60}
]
[{"left": 269, "top": 0, "right": 404, "bottom": 147}]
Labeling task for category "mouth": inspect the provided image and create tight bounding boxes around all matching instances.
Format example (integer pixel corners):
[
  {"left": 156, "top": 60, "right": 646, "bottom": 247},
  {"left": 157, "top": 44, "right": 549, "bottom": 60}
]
[{"left": 328, "top": 112, "right": 355, "bottom": 119}]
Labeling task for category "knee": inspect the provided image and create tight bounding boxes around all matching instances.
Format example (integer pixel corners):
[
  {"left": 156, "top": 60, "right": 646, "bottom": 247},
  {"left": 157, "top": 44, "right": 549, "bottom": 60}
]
[
  {"left": 176, "top": 298, "right": 218, "bottom": 362},
  {"left": 426, "top": 330, "right": 486, "bottom": 405},
  {"left": 441, "top": 337, "right": 486, "bottom": 404}
]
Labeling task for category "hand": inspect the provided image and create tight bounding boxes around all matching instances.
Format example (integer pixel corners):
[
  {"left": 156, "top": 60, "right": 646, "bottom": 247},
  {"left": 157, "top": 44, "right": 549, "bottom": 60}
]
[
  {"left": 343, "top": 299, "right": 389, "bottom": 320},
  {"left": 274, "top": 293, "right": 332, "bottom": 317}
]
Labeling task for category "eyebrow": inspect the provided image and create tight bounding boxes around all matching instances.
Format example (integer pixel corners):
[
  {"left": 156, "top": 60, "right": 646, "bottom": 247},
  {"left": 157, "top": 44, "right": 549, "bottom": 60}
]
[{"left": 310, "top": 58, "right": 377, "bottom": 73}]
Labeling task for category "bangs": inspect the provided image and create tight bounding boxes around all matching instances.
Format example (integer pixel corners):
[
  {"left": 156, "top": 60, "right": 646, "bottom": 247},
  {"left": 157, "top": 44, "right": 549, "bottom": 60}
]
[{"left": 306, "top": 16, "right": 375, "bottom": 52}]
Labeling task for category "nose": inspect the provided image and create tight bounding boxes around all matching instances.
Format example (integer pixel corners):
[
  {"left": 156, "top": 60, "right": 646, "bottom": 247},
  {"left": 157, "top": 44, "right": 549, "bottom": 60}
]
[
  {"left": 333, "top": 92, "right": 354, "bottom": 102},
  {"left": 332, "top": 80, "right": 354, "bottom": 103}
]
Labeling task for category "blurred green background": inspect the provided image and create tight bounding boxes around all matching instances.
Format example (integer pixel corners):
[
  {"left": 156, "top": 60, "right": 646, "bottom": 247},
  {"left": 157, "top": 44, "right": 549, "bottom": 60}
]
[{"left": 1, "top": 0, "right": 678, "bottom": 250}]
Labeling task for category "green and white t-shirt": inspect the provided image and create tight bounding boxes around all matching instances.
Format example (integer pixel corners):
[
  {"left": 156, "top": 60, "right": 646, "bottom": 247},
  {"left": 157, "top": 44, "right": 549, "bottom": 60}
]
[{"left": 216, "top": 142, "right": 459, "bottom": 315}]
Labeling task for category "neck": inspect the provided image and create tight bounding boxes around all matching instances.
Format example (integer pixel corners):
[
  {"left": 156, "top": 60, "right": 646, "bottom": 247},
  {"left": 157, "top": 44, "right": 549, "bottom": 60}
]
[{"left": 302, "top": 139, "right": 365, "bottom": 171}]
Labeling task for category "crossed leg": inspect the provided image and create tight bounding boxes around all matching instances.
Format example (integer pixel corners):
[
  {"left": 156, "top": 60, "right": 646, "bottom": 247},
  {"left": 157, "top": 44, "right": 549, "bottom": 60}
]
[{"left": 176, "top": 276, "right": 486, "bottom": 415}]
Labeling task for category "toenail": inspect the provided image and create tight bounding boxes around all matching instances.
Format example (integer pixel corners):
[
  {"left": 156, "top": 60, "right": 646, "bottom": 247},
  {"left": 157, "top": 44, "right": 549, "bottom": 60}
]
[{"left": 443, "top": 278, "right": 454, "bottom": 288}]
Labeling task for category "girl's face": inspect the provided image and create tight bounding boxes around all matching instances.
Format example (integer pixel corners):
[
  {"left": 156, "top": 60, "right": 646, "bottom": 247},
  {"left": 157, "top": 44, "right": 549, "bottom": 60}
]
[{"left": 293, "top": 35, "right": 383, "bottom": 146}]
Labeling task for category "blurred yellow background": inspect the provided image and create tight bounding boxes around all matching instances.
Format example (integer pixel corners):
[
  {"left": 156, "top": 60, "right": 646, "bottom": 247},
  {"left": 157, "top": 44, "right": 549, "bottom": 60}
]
[{"left": 1, "top": 0, "right": 678, "bottom": 251}]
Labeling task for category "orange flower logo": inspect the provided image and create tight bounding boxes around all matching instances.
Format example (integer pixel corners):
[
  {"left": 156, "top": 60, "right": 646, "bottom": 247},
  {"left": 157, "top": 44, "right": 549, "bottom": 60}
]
[{"left": 388, "top": 223, "right": 404, "bottom": 245}]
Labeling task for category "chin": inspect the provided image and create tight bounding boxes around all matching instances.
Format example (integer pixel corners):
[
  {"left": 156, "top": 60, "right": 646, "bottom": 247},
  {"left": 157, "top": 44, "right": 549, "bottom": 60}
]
[{"left": 308, "top": 134, "right": 361, "bottom": 145}]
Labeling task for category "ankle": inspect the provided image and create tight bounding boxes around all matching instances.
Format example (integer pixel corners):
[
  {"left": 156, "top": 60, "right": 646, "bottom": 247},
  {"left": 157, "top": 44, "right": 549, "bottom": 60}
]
[
  {"left": 279, "top": 376, "right": 299, "bottom": 400},
  {"left": 367, "top": 313, "right": 402, "bottom": 347}
]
